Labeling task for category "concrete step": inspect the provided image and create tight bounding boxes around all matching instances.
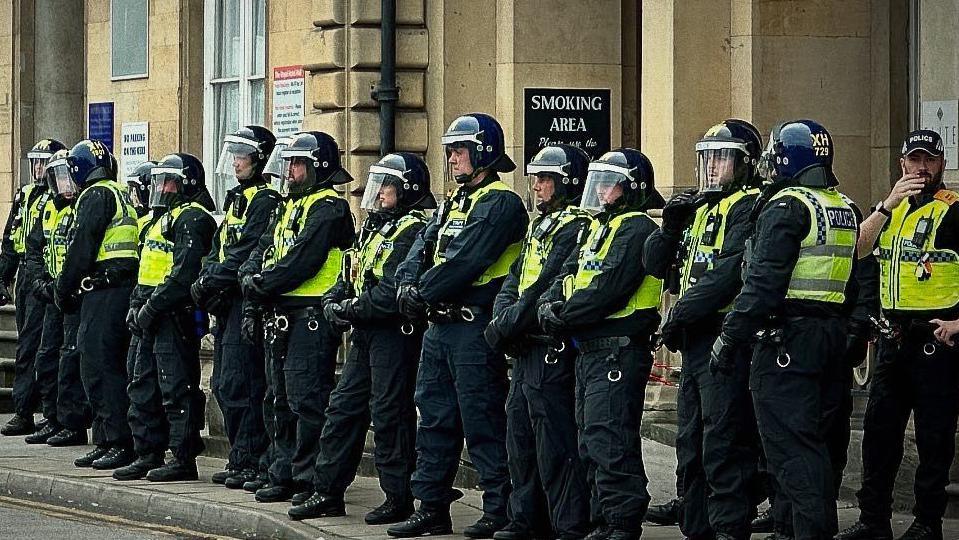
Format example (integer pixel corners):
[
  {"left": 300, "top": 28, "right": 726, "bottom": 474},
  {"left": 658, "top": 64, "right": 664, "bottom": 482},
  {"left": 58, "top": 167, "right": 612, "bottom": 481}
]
[
  {"left": 0, "top": 331, "right": 17, "bottom": 359},
  {"left": 0, "top": 357, "right": 14, "bottom": 389},
  {"left": 0, "top": 305, "right": 16, "bottom": 332}
]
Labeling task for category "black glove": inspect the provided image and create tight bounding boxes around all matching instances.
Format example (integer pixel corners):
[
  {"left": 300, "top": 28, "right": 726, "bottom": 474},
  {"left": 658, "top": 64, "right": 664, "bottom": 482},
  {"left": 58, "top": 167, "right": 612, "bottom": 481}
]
[
  {"left": 0, "top": 282, "right": 11, "bottom": 307},
  {"left": 136, "top": 304, "right": 157, "bottom": 331},
  {"left": 709, "top": 334, "right": 738, "bottom": 376},
  {"left": 126, "top": 307, "right": 141, "bottom": 336},
  {"left": 31, "top": 278, "right": 53, "bottom": 303},
  {"left": 241, "top": 274, "right": 270, "bottom": 302},
  {"left": 190, "top": 278, "right": 210, "bottom": 306},
  {"left": 484, "top": 317, "right": 507, "bottom": 351},
  {"left": 204, "top": 291, "right": 231, "bottom": 315},
  {"left": 845, "top": 318, "right": 870, "bottom": 368},
  {"left": 240, "top": 315, "right": 259, "bottom": 344},
  {"left": 322, "top": 300, "right": 352, "bottom": 332},
  {"left": 537, "top": 301, "right": 566, "bottom": 335},
  {"left": 54, "top": 291, "right": 80, "bottom": 314},
  {"left": 660, "top": 320, "right": 684, "bottom": 353},
  {"left": 661, "top": 189, "right": 701, "bottom": 234},
  {"left": 397, "top": 284, "right": 427, "bottom": 319}
]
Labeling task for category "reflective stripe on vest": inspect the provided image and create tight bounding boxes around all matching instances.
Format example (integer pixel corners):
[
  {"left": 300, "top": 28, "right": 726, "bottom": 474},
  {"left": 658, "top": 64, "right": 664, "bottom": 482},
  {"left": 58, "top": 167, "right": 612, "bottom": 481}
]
[
  {"left": 42, "top": 199, "right": 75, "bottom": 279},
  {"left": 517, "top": 206, "right": 591, "bottom": 295},
  {"left": 217, "top": 183, "right": 276, "bottom": 261},
  {"left": 75, "top": 180, "right": 139, "bottom": 262},
  {"left": 12, "top": 184, "right": 47, "bottom": 255},
  {"left": 263, "top": 188, "right": 342, "bottom": 297},
  {"left": 353, "top": 211, "right": 427, "bottom": 295},
  {"left": 433, "top": 180, "right": 522, "bottom": 286},
  {"left": 563, "top": 211, "right": 664, "bottom": 318},
  {"left": 137, "top": 203, "right": 210, "bottom": 287},
  {"left": 680, "top": 188, "right": 758, "bottom": 312},
  {"left": 877, "top": 189, "right": 959, "bottom": 311},
  {"left": 769, "top": 186, "right": 857, "bottom": 304}
]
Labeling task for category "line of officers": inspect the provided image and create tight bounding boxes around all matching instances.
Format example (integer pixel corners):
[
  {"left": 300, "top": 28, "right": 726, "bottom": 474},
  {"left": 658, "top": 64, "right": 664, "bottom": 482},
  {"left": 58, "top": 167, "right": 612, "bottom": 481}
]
[{"left": 0, "top": 112, "right": 956, "bottom": 540}]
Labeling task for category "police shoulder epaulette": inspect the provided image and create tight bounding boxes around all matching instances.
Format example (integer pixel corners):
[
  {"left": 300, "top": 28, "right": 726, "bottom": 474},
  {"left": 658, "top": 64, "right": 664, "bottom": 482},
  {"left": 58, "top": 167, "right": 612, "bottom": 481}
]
[{"left": 934, "top": 189, "right": 959, "bottom": 206}]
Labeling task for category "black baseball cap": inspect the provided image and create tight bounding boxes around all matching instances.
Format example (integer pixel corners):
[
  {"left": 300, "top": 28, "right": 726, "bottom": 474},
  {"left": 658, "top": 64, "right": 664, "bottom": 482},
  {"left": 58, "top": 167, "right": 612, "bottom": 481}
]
[{"left": 901, "top": 129, "right": 944, "bottom": 157}]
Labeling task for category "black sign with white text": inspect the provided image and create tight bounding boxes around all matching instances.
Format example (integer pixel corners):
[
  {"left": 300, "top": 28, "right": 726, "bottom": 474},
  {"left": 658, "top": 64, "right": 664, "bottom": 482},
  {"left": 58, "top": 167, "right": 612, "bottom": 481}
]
[{"left": 524, "top": 88, "right": 611, "bottom": 168}]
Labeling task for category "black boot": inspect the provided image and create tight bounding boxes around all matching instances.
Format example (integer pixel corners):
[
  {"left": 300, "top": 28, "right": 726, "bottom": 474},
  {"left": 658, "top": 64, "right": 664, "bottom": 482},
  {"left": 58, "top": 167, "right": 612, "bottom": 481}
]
[
  {"left": 224, "top": 468, "right": 259, "bottom": 489},
  {"left": 25, "top": 422, "right": 60, "bottom": 444},
  {"left": 834, "top": 520, "right": 893, "bottom": 540},
  {"left": 898, "top": 520, "right": 942, "bottom": 540},
  {"left": 492, "top": 522, "right": 532, "bottom": 540},
  {"left": 47, "top": 428, "right": 88, "bottom": 447},
  {"left": 1, "top": 414, "right": 35, "bottom": 436},
  {"left": 291, "top": 490, "right": 312, "bottom": 506},
  {"left": 464, "top": 514, "right": 508, "bottom": 539},
  {"left": 211, "top": 465, "right": 238, "bottom": 485},
  {"left": 365, "top": 495, "right": 414, "bottom": 525},
  {"left": 605, "top": 529, "right": 640, "bottom": 540},
  {"left": 74, "top": 446, "right": 110, "bottom": 468},
  {"left": 255, "top": 483, "right": 294, "bottom": 503},
  {"left": 387, "top": 507, "right": 453, "bottom": 537},
  {"left": 92, "top": 446, "right": 137, "bottom": 470},
  {"left": 243, "top": 471, "right": 269, "bottom": 492},
  {"left": 288, "top": 492, "right": 346, "bottom": 520},
  {"left": 113, "top": 454, "right": 165, "bottom": 481},
  {"left": 762, "top": 533, "right": 794, "bottom": 540},
  {"left": 752, "top": 507, "right": 774, "bottom": 533},
  {"left": 643, "top": 497, "right": 681, "bottom": 526},
  {"left": 146, "top": 458, "right": 199, "bottom": 482},
  {"left": 585, "top": 525, "right": 611, "bottom": 540}
]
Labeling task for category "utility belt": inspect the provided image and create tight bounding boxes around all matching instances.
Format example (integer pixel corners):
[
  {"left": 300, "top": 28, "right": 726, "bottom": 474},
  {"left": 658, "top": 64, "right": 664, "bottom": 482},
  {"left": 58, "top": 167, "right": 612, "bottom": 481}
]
[
  {"left": 513, "top": 334, "right": 569, "bottom": 365},
  {"left": 870, "top": 315, "right": 953, "bottom": 357},
  {"left": 755, "top": 315, "right": 839, "bottom": 368},
  {"left": 572, "top": 336, "right": 635, "bottom": 382},
  {"left": 269, "top": 306, "right": 323, "bottom": 333},
  {"left": 427, "top": 303, "right": 485, "bottom": 324},
  {"left": 79, "top": 268, "right": 135, "bottom": 294}
]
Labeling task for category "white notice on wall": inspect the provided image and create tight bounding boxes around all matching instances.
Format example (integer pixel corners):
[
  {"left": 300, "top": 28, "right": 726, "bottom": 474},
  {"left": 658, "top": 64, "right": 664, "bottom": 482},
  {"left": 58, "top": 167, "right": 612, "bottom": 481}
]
[
  {"left": 920, "top": 100, "right": 958, "bottom": 170},
  {"left": 272, "top": 65, "right": 305, "bottom": 136},
  {"left": 120, "top": 122, "right": 150, "bottom": 177}
]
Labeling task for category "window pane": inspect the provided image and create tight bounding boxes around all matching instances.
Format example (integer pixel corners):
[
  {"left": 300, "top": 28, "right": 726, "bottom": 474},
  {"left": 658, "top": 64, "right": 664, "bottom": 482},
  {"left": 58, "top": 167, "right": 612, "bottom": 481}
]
[
  {"left": 215, "top": 0, "right": 241, "bottom": 78},
  {"left": 111, "top": 0, "right": 149, "bottom": 78},
  {"left": 250, "top": 0, "right": 266, "bottom": 77},
  {"left": 250, "top": 79, "right": 265, "bottom": 124},
  {"left": 213, "top": 82, "right": 241, "bottom": 210}
]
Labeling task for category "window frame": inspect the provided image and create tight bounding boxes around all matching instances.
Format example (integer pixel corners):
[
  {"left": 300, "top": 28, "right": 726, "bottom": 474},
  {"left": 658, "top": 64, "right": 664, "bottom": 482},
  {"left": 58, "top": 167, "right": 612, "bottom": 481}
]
[{"left": 109, "top": 0, "right": 151, "bottom": 81}]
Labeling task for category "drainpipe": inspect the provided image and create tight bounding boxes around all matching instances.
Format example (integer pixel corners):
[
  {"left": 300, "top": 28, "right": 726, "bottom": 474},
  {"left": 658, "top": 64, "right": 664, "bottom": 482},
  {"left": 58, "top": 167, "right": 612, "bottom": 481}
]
[{"left": 373, "top": 0, "right": 398, "bottom": 156}]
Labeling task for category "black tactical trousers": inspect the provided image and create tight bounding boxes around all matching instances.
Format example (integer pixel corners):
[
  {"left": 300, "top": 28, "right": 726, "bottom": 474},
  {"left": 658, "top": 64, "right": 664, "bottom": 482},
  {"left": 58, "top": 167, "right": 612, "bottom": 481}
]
[
  {"left": 676, "top": 331, "right": 762, "bottom": 540},
  {"left": 57, "top": 313, "right": 92, "bottom": 433},
  {"left": 78, "top": 286, "right": 133, "bottom": 447},
  {"left": 506, "top": 342, "right": 590, "bottom": 539},
  {"left": 312, "top": 325, "right": 419, "bottom": 498},
  {"left": 34, "top": 303, "right": 64, "bottom": 424},
  {"left": 126, "top": 332, "right": 169, "bottom": 457},
  {"left": 750, "top": 318, "right": 845, "bottom": 540},
  {"left": 574, "top": 337, "right": 653, "bottom": 533},
  {"left": 153, "top": 310, "right": 206, "bottom": 460},
  {"left": 12, "top": 269, "right": 43, "bottom": 417},
  {"left": 264, "top": 310, "right": 338, "bottom": 488},
  {"left": 411, "top": 318, "right": 511, "bottom": 517},
  {"left": 212, "top": 298, "right": 268, "bottom": 469},
  {"left": 857, "top": 324, "right": 959, "bottom": 529}
]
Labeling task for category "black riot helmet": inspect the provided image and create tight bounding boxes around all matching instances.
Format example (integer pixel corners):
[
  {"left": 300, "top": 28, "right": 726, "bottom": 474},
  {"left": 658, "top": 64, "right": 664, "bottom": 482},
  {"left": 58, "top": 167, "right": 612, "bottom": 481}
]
[
  {"left": 125, "top": 160, "right": 157, "bottom": 213},
  {"left": 150, "top": 153, "right": 207, "bottom": 209},
  {"left": 214, "top": 125, "right": 277, "bottom": 186},
  {"left": 695, "top": 119, "right": 763, "bottom": 194},
  {"left": 757, "top": 119, "right": 837, "bottom": 188},
  {"left": 525, "top": 144, "right": 591, "bottom": 213},
  {"left": 277, "top": 131, "right": 352, "bottom": 196},
  {"left": 441, "top": 113, "right": 516, "bottom": 184},
  {"left": 25, "top": 138, "right": 67, "bottom": 184},
  {"left": 47, "top": 139, "right": 115, "bottom": 197},
  {"left": 359, "top": 152, "right": 437, "bottom": 214},
  {"left": 45, "top": 149, "right": 75, "bottom": 204},
  {"left": 581, "top": 148, "right": 659, "bottom": 213}
]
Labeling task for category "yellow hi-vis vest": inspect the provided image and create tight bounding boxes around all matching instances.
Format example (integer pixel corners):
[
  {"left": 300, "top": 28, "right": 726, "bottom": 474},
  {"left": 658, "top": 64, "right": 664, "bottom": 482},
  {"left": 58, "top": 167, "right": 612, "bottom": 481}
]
[
  {"left": 136, "top": 211, "right": 153, "bottom": 240},
  {"left": 877, "top": 189, "right": 959, "bottom": 311},
  {"left": 12, "top": 184, "right": 48, "bottom": 255},
  {"left": 263, "top": 188, "right": 342, "bottom": 297},
  {"left": 137, "top": 203, "right": 210, "bottom": 287},
  {"left": 433, "top": 180, "right": 522, "bottom": 286},
  {"left": 353, "top": 211, "right": 427, "bottom": 295},
  {"left": 217, "top": 183, "right": 276, "bottom": 261},
  {"left": 74, "top": 179, "right": 139, "bottom": 262},
  {"left": 563, "top": 211, "right": 664, "bottom": 319},
  {"left": 42, "top": 199, "right": 75, "bottom": 279},
  {"left": 680, "top": 188, "right": 759, "bottom": 312},
  {"left": 517, "top": 206, "right": 591, "bottom": 294},
  {"left": 768, "top": 186, "right": 857, "bottom": 304}
]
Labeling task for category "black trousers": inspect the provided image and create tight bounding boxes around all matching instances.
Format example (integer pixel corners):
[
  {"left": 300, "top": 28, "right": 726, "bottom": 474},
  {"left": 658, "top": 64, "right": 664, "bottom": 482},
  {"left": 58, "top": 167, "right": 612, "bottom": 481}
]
[
  {"left": 312, "top": 325, "right": 419, "bottom": 498},
  {"left": 78, "top": 286, "right": 133, "bottom": 447},
  {"left": 506, "top": 342, "right": 590, "bottom": 539},
  {"left": 57, "top": 313, "right": 92, "bottom": 433},
  {"left": 11, "top": 269, "right": 43, "bottom": 417},
  {"left": 126, "top": 332, "right": 169, "bottom": 456},
  {"left": 676, "top": 332, "right": 762, "bottom": 539},
  {"left": 857, "top": 324, "right": 959, "bottom": 528},
  {"left": 750, "top": 318, "right": 845, "bottom": 540},
  {"left": 264, "top": 311, "right": 338, "bottom": 488},
  {"left": 212, "top": 298, "right": 268, "bottom": 469},
  {"left": 411, "top": 318, "right": 511, "bottom": 517},
  {"left": 575, "top": 337, "right": 653, "bottom": 533},
  {"left": 34, "top": 303, "right": 64, "bottom": 424}
]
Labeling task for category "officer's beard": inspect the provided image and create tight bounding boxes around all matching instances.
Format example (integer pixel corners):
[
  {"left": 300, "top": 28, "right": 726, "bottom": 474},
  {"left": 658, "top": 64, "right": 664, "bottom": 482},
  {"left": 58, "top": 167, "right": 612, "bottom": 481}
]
[{"left": 920, "top": 171, "right": 944, "bottom": 195}]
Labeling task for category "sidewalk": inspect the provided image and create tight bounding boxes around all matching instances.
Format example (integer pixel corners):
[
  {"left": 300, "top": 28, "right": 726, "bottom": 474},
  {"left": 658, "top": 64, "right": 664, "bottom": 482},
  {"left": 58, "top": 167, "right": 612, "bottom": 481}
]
[{"left": 1, "top": 414, "right": 957, "bottom": 539}]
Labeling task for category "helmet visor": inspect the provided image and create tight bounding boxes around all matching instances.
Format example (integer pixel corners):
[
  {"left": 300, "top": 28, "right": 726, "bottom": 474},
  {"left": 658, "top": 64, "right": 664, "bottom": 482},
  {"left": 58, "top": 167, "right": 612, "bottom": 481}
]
[
  {"left": 26, "top": 153, "right": 52, "bottom": 183},
  {"left": 126, "top": 180, "right": 148, "bottom": 209},
  {"left": 263, "top": 137, "right": 291, "bottom": 180},
  {"left": 756, "top": 137, "right": 778, "bottom": 181},
  {"left": 48, "top": 159, "right": 79, "bottom": 198},
  {"left": 149, "top": 168, "right": 185, "bottom": 208},
  {"left": 580, "top": 163, "right": 630, "bottom": 213},
  {"left": 695, "top": 142, "right": 744, "bottom": 192},
  {"left": 274, "top": 156, "right": 315, "bottom": 196},
  {"left": 214, "top": 135, "right": 260, "bottom": 188},
  {"left": 361, "top": 166, "right": 405, "bottom": 212}
]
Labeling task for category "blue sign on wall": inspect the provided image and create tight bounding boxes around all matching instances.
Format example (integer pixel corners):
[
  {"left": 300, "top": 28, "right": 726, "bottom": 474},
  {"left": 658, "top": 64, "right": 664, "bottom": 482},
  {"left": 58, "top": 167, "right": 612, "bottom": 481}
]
[{"left": 88, "top": 102, "right": 115, "bottom": 152}]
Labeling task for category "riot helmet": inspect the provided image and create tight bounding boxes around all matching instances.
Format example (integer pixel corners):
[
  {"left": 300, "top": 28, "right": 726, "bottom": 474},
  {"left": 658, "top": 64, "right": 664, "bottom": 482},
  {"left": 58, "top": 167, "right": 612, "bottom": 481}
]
[
  {"left": 214, "top": 125, "right": 277, "bottom": 189},
  {"left": 277, "top": 131, "right": 352, "bottom": 196},
  {"left": 126, "top": 160, "right": 157, "bottom": 212},
  {"left": 150, "top": 153, "right": 206, "bottom": 209},
  {"left": 46, "top": 139, "right": 115, "bottom": 197},
  {"left": 441, "top": 113, "right": 516, "bottom": 184},
  {"left": 757, "top": 119, "right": 837, "bottom": 188},
  {"left": 360, "top": 152, "right": 437, "bottom": 213},
  {"left": 581, "top": 148, "right": 657, "bottom": 213},
  {"left": 695, "top": 119, "right": 763, "bottom": 194},
  {"left": 25, "top": 139, "right": 67, "bottom": 185},
  {"left": 525, "top": 144, "right": 590, "bottom": 213}
]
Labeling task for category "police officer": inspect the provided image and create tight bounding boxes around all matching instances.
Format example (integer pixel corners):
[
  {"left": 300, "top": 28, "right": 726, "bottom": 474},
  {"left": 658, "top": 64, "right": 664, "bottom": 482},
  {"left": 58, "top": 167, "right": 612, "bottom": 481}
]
[
  {"left": 484, "top": 144, "right": 593, "bottom": 540},
  {"left": 193, "top": 126, "right": 279, "bottom": 488},
  {"left": 289, "top": 153, "right": 436, "bottom": 522},
  {"left": 537, "top": 148, "right": 664, "bottom": 540},
  {"left": 241, "top": 131, "right": 354, "bottom": 504},
  {"left": 711, "top": 120, "right": 858, "bottom": 540},
  {"left": 388, "top": 113, "right": 527, "bottom": 538},
  {"left": 51, "top": 139, "right": 140, "bottom": 470},
  {"left": 126, "top": 160, "right": 158, "bottom": 224},
  {"left": 836, "top": 130, "right": 958, "bottom": 540},
  {"left": 643, "top": 120, "right": 764, "bottom": 540},
  {"left": 0, "top": 139, "right": 66, "bottom": 436}
]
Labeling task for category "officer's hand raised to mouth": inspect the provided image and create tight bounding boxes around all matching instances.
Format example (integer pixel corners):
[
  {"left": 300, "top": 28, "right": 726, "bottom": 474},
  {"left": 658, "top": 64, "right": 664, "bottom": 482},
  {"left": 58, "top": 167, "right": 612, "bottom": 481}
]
[{"left": 884, "top": 173, "right": 927, "bottom": 210}]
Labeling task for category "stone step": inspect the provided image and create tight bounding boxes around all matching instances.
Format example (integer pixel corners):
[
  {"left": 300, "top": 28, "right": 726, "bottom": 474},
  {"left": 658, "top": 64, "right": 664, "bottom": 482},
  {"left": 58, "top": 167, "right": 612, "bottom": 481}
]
[
  {"left": 0, "top": 305, "right": 16, "bottom": 332},
  {"left": 0, "top": 331, "right": 17, "bottom": 359}
]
